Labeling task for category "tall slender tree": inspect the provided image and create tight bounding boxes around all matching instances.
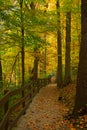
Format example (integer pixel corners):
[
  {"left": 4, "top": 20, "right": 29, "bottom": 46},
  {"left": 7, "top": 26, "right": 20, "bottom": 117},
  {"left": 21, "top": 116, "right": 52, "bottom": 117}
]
[
  {"left": 56, "top": 0, "right": 63, "bottom": 88},
  {"left": 64, "top": 11, "right": 71, "bottom": 86},
  {"left": 73, "top": 0, "right": 87, "bottom": 114},
  {"left": 20, "top": 0, "right": 25, "bottom": 86},
  {"left": 0, "top": 56, "right": 3, "bottom": 89},
  {"left": 44, "top": 40, "right": 47, "bottom": 76},
  {"left": 43, "top": 4, "right": 48, "bottom": 77},
  {"left": 20, "top": 0, "right": 25, "bottom": 108},
  {"left": 29, "top": 2, "right": 39, "bottom": 80}
]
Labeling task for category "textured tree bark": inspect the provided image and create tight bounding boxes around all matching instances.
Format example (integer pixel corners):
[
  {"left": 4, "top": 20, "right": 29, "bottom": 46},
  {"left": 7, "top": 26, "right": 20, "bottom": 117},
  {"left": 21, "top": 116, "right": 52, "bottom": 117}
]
[
  {"left": 73, "top": 0, "right": 87, "bottom": 114},
  {"left": 56, "top": 0, "right": 63, "bottom": 88},
  {"left": 64, "top": 12, "right": 71, "bottom": 86}
]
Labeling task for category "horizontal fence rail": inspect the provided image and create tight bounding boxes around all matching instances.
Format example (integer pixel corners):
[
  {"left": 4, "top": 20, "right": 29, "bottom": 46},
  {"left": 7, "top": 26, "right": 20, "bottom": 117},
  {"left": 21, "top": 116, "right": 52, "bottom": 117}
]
[{"left": 0, "top": 78, "right": 50, "bottom": 130}]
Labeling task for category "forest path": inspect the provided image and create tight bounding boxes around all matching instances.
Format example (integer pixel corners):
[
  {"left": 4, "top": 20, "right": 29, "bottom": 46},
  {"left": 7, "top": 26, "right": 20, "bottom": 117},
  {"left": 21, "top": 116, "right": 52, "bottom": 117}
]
[{"left": 13, "top": 84, "right": 71, "bottom": 130}]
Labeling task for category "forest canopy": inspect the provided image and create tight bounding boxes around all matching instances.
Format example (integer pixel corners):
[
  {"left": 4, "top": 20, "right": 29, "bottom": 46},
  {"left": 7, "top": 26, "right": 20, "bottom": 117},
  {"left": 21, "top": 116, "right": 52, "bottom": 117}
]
[{"left": 0, "top": 0, "right": 81, "bottom": 91}]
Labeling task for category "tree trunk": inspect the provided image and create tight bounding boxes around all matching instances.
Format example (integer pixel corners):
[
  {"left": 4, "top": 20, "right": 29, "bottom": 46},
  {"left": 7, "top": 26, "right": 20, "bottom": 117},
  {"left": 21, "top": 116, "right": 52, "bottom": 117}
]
[
  {"left": 56, "top": 0, "right": 63, "bottom": 88},
  {"left": 20, "top": 0, "right": 25, "bottom": 109},
  {"left": 31, "top": 57, "right": 39, "bottom": 81},
  {"left": 44, "top": 35, "right": 47, "bottom": 76},
  {"left": 64, "top": 12, "right": 71, "bottom": 86},
  {"left": 73, "top": 0, "right": 87, "bottom": 113},
  {"left": 20, "top": 0, "right": 25, "bottom": 87},
  {"left": 0, "top": 57, "right": 3, "bottom": 89},
  {"left": 44, "top": 45, "right": 47, "bottom": 76},
  {"left": 30, "top": 2, "right": 39, "bottom": 81}
]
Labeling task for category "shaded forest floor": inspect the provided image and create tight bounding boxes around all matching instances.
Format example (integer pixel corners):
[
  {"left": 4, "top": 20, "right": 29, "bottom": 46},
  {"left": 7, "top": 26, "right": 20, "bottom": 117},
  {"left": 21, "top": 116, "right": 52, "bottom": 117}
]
[
  {"left": 59, "top": 80, "right": 87, "bottom": 130},
  {"left": 12, "top": 82, "right": 87, "bottom": 130}
]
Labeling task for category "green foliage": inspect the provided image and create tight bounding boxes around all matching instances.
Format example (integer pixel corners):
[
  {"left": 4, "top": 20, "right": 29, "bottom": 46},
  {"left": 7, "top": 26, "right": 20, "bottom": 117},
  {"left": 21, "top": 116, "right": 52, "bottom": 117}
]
[
  {"left": 24, "top": 0, "right": 45, "bottom": 4},
  {"left": 0, "top": 0, "right": 80, "bottom": 92},
  {"left": 61, "top": 0, "right": 81, "bottom": 13},
  {"left": 0, "top": 1, "right": 81, "bottom": 128}
]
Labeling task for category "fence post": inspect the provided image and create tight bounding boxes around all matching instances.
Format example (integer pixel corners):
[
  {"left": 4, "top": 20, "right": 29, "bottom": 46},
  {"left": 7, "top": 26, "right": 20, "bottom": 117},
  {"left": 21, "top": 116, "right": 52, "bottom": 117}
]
[
  {"left": 41, "top": 79, "right": 43, "bottom": 87},
  {"left": 36, "top": 80, "right": 38, "bottom": 94},
  {"left": 4, "top": 90, "right": 9, "bottom": 130},
  {"left": 29, "top": 84, "right": 32, "bottom": 101},
  {"left": 44, "top": 78, "right": 46, "bottom": 87},
  {"left": 22, "top": 89, "right": 26, "bottom": 115},
  {"left": 38, "top": 79, "right": 41, "bottom": 90}
]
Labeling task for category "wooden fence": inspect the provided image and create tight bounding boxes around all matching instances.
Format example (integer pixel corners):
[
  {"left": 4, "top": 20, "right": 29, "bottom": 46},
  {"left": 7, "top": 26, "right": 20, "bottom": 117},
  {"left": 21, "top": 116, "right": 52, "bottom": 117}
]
[{"left": 0, "top": 78, "right": 50, "bottom": 130}]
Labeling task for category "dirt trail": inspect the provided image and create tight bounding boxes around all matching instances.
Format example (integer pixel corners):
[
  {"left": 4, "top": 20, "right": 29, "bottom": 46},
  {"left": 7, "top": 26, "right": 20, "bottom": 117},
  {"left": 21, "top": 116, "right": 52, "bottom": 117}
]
[{"left": 13, "top": 84, "right": 70, "bottom": 130}]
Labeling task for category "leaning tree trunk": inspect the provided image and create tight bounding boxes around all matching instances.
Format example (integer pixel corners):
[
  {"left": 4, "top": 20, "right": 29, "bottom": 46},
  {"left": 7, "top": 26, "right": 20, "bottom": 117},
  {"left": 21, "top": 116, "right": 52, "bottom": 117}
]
[
  {"left": 73, "top": 0, "right": 87, "bottom": 114},
  {"left": 64, "top": 12, "right": 71, "bottom": 86},
  {"left": 56, "top": 0, "right": 63, "bottom": 88}
]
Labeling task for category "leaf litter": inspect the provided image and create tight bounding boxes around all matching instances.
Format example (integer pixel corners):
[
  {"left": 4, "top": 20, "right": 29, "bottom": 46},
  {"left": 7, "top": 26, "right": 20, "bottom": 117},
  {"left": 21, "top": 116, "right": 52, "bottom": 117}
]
[
  {"left": 59, "top": 80, "right": 87, "bottom": 130},
  {"left": 13, "top": 84, "right": 75, "bottom": 130}
]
